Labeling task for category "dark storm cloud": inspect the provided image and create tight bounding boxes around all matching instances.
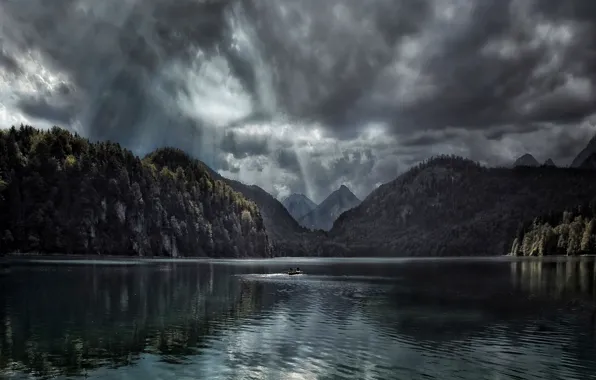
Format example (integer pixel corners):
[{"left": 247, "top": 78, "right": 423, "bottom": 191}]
[
  {"left": 347, "top": 0, "right": 596, "bottom": 138},
  {"left": 0, "top": 50, "right": 20, "bottom": 73},
  {"left": 2, "top": 0, "right": 596, "bottom": 200},
  {"left": 547, "top": 124, "right": 596, "bottom": 161},
  {"left": 241, "top": 0, "right": 434, "bottom": 138},
  {"left": 274, "top": 148, "right": 300, "bottom": 172},
  {"left": 483, "top": 123, "right": 546, "bottom": 140},
  {"left": 400, "top": 129, "right": 463, "bottom": 147},
  {"left": 220, "top": 131, "right": 270, "bottom": 159},
  {"left": 536, "top": 1, "right": 596, "bottom": 22},
  {"left": 17, "top": 97, "right": 76, "bottom": 124},
  {"left": 0, "top": 0, "right": 235, "bottom": 143},
  {"left": 6, "top": 0, "right": 595, "bottom": 140}
]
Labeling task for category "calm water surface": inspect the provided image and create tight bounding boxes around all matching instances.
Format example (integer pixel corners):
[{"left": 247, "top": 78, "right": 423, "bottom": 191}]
[{"left": 1, "top": 257, "right": 596, "bottom": 379}]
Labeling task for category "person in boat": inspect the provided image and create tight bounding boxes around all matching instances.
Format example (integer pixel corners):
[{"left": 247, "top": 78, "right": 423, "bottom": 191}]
[{"left": 296, "top": 267, "right": 300, "bottom": 272}]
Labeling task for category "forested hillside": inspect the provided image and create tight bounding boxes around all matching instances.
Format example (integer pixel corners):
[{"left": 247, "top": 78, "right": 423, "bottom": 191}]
[
  {"left": 329, "top": 155, "right": 596, "bottom": 257},
  {"left": 0, "top": 126, "right": 272, "bottom": 257},
  {"left": 146, "top": 147, "right": 325, "bottom": 256},
  {"left": 510, "top": 201, "right": 596, "bottom": 256},
  {"left": 222, "top": 181, "right": 328, "bottom": 256},
  {"left": 4, "top": 126, "right": 595, "bottom": 259}
]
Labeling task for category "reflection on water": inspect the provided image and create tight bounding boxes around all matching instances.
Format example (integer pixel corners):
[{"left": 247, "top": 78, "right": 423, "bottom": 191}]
[
  {"left": 510, "top": 258, "right": 596, "bottom": 303},
  {"left": 1, "top": 258, "right": 596, "bottom": 379}
]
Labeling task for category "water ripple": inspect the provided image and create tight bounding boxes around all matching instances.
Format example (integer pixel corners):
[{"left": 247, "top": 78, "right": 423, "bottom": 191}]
[{"left": 2, "top": 259, "right": 596, "bottom": 379}]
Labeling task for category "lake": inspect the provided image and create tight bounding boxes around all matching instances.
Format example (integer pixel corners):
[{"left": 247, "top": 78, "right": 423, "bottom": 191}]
[{"left": 1, "top": 257, "right": 596, "bottom": 379}]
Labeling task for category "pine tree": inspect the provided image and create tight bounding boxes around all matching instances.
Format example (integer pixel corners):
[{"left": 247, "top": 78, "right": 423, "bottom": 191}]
[{"left": 581, "top": 219, "right": 595, "bottom": 253}]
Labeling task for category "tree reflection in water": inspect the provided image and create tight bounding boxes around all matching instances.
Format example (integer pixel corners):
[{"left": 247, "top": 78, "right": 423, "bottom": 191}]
[
  {"left": 0, "top": 262, "right": 273, "bottom": 379},
  {"left": 1, "top": 258, "right": 596, "bottom": 380}
]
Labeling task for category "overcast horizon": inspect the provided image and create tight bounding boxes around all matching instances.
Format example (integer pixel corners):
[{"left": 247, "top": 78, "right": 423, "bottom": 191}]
[{"left": 1, "top": 0, "right": 596, "bottom": 203}]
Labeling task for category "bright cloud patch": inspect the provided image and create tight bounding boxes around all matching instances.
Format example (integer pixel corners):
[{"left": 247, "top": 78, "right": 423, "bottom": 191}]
[{"left": 0, "top": 0, "right": 595, "bottom": 201}]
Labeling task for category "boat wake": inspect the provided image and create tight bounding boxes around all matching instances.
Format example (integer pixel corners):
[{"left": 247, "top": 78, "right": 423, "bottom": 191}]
[{"left": 237, "top": 273, "right": 290, "bottom": 279}]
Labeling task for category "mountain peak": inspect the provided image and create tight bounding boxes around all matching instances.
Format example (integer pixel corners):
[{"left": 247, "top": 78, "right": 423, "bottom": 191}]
[
  {"left": 571, "top": 132, "right": 596, "bottom": 168},
  {"left": 513, "top": 153, "right": 539, "bottom": 167},
  {"left": 543, "top": 158, "right": 556, "bottom": 167},
  {"left": 283, "top": 193, "right": 309, "bottom": 202},
  {"left": 298, "top": 185, "right": 361, "bottom": 231},
  {"left": 337, "top": 184, "right": 354, "bottom": 195},
  {"left": 282, "top": 193, "right": 317, "bottom": 221},
  {"left": 331, "top": 185, "right": 359, "bottom": 202},
  {"left": 579, "top": 152, "right": 596, "bottom": 169}
]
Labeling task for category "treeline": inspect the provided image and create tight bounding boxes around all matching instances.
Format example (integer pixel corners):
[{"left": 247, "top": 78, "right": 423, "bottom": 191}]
[
  {"left": 511, "top": 200, "right": 596, "bottom": 256},
  {"left": 220, "top": 177, "right": 324, "bottom": 256},
  {"left": 330, "top": 155, "right": 596, "bottom": 257},
  {"left": 0, "top": 125, "right": 272, "bottom": 257}
]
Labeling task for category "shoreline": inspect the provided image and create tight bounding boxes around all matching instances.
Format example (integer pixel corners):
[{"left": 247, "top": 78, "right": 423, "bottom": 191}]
[{"left": 2, "top": 253, "right": 595, "bottom": 264}]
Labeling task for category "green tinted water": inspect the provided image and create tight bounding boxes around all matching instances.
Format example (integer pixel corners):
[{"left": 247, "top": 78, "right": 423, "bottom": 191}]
[{"left": 1, "top": 257, "right": 596, "bottom": 379}]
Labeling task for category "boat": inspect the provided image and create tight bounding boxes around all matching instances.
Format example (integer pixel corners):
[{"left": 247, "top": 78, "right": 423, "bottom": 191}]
[{"left": 287, "top": 268, "right": 303, "bottom": 275}]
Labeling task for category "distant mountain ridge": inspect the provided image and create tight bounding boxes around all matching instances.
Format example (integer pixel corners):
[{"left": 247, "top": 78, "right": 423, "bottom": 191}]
[
  {"left": 571, "top": 134, "right": 596, "bottom": 168},
  {"left": 579, "top": 153, "right": 596, "bottom": 169},
  {"left": 282, "top": 193, "right": 317, "bottom": 220},
  {"left": 299, "top": 185, "right": 361, "bottom": 231},
  {"left": 513, "top": 154, "right": 539, "bottom": 167}
]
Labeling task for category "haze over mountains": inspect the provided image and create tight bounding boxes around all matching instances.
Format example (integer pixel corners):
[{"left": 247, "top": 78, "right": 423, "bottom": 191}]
[
  {"left": 281, "top": 186, "right": 362, "bottom": 231},
  {"left": 281, "top": 194, "right": 317, "bottom": 221},
  {"left": 298, "top": 185, "right": 361, "bottom": 231}
]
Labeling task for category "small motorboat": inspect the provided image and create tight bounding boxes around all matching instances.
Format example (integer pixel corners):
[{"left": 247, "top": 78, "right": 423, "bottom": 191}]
[{"left": 287, "top": 268, "right": 303, "bottom": 276}]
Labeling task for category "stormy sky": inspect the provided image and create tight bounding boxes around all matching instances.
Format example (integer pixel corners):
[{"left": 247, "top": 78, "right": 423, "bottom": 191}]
[{"left": 1, "top": 0, "right": 595, "bottom": 203}]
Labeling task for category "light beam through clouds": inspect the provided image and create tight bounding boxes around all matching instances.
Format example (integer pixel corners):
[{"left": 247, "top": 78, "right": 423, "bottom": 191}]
[{"left": 1, "top": 0, "right": 596, "bottom": 202}]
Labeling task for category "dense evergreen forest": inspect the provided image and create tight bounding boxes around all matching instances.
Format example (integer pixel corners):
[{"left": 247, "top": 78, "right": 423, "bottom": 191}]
[
  {"left": 218, "top": 176, "right": 325, "bottom": 256},
  {"left": 0, "top": 126, "right": 272, "bottom": 257},
  {"left": 2, "top": 125, "right": 595, "bottom": 258},
  {"left": 330, "top": 155, "right": 596, "bottom": 257},
  {"left": 510, "top": 201, "right": 596, "bottom": 256}
]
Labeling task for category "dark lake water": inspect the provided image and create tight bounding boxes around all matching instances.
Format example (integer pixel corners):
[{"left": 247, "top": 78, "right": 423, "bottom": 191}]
[{"left": 2, "top": 257, "right": 596, "bottom": 379}]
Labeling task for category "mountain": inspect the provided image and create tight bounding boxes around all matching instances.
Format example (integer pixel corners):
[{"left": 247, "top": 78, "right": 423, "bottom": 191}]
[
  {"left": 327, "top": 155, "right": 596, "bottom": 257},
  {"left": 0, "top": 126, "right": 272, "bottom": 257},
  {"left": 299, "top": 185, "right": 361, "bottom": 231},
  {"left": 571, "top": 134, "right": 596, "bottom": 168},
  {"left": 513, "top": 153, "right": 539, "bottom": 167},
  {"left": 579, "top": 153, "right": 596, "bottom": 169},
  {"left": 140, "top": 147, "right": 325, "bottom": 256},
  {"left": 543, "top": 158, "right": 556, "bottom": 167},
  {"left": 214, "top": 178, "right": 326, "bottom": 256},
  {"left": 282, "top": 193, "right": 317, "bottom": 220}
]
